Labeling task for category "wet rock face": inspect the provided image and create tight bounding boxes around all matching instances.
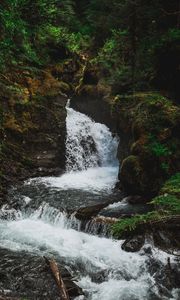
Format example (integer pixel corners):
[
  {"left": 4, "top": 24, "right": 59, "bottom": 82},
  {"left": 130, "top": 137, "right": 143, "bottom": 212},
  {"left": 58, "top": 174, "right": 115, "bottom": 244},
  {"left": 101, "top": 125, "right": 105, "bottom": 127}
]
[
  {"left": 72, "top": 83, "right": 180, "bottom": 198},
  {"left": 0, "top": 249, "right": 83, "bottom": 300},
  {"left": 23, "top": 94, "right": 67, "bottom": 172},
  {"left": 1, "top": 73, "right": 68, "bottom": 196},
  {"left": 113, "top": 93, "right": 180, "bottom": 196},
  {"left": 153, "top": 229, "right": 180, "bottom": 252},
  {"left": 147, "top": 255, "right": 180, "bottom": 297},
  {"left": 121, "top": 235, "right": 145, "bottom": 252},
  {"left": 75, "top": 202, "right": 110, "bottom": 220},
  {"left": 71, "top": 94, "right": 115, "bottom": 131}
]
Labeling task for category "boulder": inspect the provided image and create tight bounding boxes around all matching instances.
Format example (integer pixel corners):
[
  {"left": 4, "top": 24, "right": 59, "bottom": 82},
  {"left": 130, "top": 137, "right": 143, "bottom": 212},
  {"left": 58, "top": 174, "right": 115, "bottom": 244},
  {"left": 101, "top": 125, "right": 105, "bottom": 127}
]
[
  {"left": 121, "top": 235, "right": 145, "bottom": 252},
  {"left": 0, "top": 249, "right": 83, "bottom": 300}
]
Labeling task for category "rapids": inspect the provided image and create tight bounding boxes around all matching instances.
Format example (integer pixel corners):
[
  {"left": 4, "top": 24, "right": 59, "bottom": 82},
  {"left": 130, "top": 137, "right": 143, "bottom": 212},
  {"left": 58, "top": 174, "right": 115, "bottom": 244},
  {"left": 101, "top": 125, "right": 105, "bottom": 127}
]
[{"left": 0, "top": 101, "right": 179, "bottom": 299}]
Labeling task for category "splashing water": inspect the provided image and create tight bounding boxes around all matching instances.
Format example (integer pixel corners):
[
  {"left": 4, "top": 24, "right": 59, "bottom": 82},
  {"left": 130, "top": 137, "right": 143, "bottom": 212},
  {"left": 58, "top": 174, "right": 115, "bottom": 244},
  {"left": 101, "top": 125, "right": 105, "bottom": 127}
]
[
  {"left": 0, "top": 101, "right": 179, "bottom": 300},
  {"left": 0, "top": 203, "right": 179, "bottom": 300},
  {"left": 66, "top": 101, "right": 118, "bottom": 171},
  {"left": 39, "top": 100, "right": 119, "bottom": 193}
]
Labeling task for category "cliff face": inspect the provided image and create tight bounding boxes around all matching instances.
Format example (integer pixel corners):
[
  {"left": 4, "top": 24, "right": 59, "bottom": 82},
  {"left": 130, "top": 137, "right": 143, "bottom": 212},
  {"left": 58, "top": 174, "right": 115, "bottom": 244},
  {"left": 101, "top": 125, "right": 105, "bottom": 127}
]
[
  {"left": 112, "top": 93, "right": 180, "bottom": 197},
  {"left": 0, "top": 66, "right": 69, "bottom": 204},
  {"left": 0, "top": 58, "right": 179, "bottom": 202},
  {"left": 70, "top": 64, "right": 180, "bottom": 197}
]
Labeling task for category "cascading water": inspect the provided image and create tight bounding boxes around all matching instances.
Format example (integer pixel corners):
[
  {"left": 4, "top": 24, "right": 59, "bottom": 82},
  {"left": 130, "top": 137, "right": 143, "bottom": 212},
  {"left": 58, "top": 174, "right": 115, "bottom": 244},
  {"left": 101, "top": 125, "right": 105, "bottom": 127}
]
[
  {"left": 38, "top": 100, "right": 119, "bottom": 193},
  {"left": 0, "top": 102, "right": 179, "bottom": 300},
  {"left": 66, "top": 100, "right": 118, "bottom": 171}
]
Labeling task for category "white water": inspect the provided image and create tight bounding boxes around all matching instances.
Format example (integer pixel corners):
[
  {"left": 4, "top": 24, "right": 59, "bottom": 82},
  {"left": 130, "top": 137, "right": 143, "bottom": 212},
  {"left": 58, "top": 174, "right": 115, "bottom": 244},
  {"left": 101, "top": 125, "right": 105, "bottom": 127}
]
[
  {"left": 0, "top": 203, "right": 177, "bottom": 300},
  {"left": 37, "top": 102, "right": 119, "bottom": 193},
  {"left": 0, "top": 102, "right": 179, "bottom": 299}
]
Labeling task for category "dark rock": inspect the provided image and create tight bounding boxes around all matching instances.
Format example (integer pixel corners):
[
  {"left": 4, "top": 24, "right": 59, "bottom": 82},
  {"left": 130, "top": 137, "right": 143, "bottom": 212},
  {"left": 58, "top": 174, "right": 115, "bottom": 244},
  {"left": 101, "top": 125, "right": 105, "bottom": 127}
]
[
  {"left": 100, "top": 198, "right": 153, "bottom": 218},
  {"left": 150, "top": 257, "right": 180, "bottom": 293},
  {"left": 63, "top": 279, "right": 83, "bottom": 298},
  {"left": 0, "top": 248, "right": 83, "bottom": 300},
  {"left": 126, "top": 195, "right": 147, "bottom": 204},
  {"left": 120, "top": 155, "right": 143, "bottom": 194},
  {"left": 121, "top": 235, "right": 145, "bottom": 252},
  {"left": 113, "top": 93, "right": 180, "bottom": 196},
  {"left": 71, "top": 93, "right": 115, "bottom": 131},
  {"left": 1, "top": 66, "right": 68, "bottom": 203},
  {"left": 143, "top": 246, "right": 152, "bottom": 255},
  {"left": 153, "top": 229, "right": 180, "bottom": 252},
  {"left": 31, "top": 167, "right": 64, "bottom": 178},
  {"left": 91, "top": 270, "right": 109, "bottom": 283},
  {"left": 75, "top": 203, "right": 109, "bottom": 220}
]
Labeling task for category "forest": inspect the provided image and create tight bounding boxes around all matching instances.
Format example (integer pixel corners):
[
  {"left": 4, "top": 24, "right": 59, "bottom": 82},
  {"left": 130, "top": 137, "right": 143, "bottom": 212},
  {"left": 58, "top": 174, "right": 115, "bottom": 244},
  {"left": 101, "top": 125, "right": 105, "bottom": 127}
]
[
  {"left": 0, "top": 0, "right": 179, "bottom": 97},
  {"left": 0, "top": 1, "right": 180, "bottom": 300}
]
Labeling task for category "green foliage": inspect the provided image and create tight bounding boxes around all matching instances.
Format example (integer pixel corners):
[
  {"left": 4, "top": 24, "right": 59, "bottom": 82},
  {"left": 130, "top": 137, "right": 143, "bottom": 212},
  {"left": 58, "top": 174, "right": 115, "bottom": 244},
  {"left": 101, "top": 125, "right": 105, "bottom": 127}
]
[
  {"left": 0, "top": 0, "right": 81, "bottom": 69},
  {"left": 112, "top": 211, "right": 162, "bottom": 238},
  {"left": 152, "top": 194, "right": 180, "bottom": 214},
  {"left": 0, "top": 0, "right": 179, "bottom": 94},
  {"left": 112, "top": 173, "right": 180, "bottom": 238},
  {"left": 38, "top": 24, "right": 90, "bottom": 54},
  {"left": 95, "top": 29, "right": 132, "bottom": 90},
  {"left": 160, "top": 173, "right": 180, "bottom": 196},
  {"left": 147, "top": 135, "right": 172, "bottom": 158}
]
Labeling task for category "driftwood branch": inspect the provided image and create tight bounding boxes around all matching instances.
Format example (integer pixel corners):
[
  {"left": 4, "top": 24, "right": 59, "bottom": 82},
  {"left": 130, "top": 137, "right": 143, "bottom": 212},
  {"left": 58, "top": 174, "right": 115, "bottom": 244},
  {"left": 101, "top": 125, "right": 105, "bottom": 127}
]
[{"left": 44, "top": 257, "right": 70, "bottom": 300}]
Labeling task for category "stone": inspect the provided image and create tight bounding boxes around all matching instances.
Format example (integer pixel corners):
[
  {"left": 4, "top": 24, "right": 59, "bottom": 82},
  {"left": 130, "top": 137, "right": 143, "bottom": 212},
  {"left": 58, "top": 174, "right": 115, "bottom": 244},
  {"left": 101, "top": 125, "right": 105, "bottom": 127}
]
[
  {"left": 121, "top": 235, "right": 145, "bottom": 252},
  {"left": 126, "top": 195, "right": 146, "bottom": 204},
  {"left": 0, "top": 248, "right": 83, "bottom": 300},
  {"left": 75, "top": 203, "right": 109, "bottom": 220}
]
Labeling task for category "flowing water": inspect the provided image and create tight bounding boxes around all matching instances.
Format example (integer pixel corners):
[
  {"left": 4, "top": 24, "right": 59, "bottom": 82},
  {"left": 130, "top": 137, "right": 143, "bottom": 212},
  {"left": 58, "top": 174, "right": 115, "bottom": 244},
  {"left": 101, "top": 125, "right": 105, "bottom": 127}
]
[{"left": 0, "top": 102, "right": 179, "bottom": 299}]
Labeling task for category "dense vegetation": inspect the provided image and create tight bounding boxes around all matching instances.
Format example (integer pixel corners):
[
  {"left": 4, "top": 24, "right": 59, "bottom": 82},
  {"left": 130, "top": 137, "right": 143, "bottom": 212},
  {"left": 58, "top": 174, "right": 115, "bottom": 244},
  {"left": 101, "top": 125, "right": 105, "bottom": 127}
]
[
  {"left": 0, "top": 0, "right": 179, "bottom": 97},
  {"left": 112, "top": 173, "right": 180, "bottom": 238},
  {"left": 0, "top": 1, "right": 179, "bottom": 236}
]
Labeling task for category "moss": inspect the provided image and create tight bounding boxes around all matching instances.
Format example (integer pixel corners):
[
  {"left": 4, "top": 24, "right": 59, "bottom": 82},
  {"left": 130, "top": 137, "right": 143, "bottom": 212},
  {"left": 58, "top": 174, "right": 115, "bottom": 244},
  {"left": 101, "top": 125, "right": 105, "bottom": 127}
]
[
  {"left": 147, "top": 135, "right": 172, "bottom": 158},
  {"left": 77, "top": 84, "right": 98, "bottom": 96},
  {"left": 112, "top": 211, "right": 163, "bottom": 238},
  {"left": 152, "top": 194, "right": 180, "bottom": 214},
  {"left": 112, "top": 173, "right": 180, "bottom": 238},
  {"left": 113, "top": 92, "right": 180, "bottom": 195},
  {"left": 160, "top": 173, "right": 180, "bottom": 197},
  {"left": 121, "top": 155, "right": 142, "bottom": 177},
  {"left": 58, "top": 81, "right": 70, "bottom": 93},
  {"left": 4, "top": 114, "right": 23, "bottom": 133}
]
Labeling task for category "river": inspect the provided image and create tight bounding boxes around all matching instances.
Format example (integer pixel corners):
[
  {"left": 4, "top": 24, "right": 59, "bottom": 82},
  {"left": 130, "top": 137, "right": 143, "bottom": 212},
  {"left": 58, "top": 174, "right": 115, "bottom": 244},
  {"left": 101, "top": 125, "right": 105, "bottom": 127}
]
[{"left": 0, "top": 102, "right": 179, "bottom": 299}]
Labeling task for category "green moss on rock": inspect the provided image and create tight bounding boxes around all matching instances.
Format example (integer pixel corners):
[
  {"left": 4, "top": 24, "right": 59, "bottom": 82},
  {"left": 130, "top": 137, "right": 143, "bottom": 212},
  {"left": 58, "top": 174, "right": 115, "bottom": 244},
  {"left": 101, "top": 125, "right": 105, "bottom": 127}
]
[
  {"left": 112, "top": 173, "right": 180, "bottom": 238},
  {"left": 113, "top": 92, "right": 180, "bottom": 196}
]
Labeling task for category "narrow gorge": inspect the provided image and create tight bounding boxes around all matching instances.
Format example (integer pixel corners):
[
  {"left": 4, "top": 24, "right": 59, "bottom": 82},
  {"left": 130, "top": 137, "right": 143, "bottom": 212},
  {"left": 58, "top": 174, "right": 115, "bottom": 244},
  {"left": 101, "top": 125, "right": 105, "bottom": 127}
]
[
  {"left": 0, "top": 101, "right": 179, "bottom": 300},
  {"left": 0, "top": 1, "right": 179, "bottom": 299}
]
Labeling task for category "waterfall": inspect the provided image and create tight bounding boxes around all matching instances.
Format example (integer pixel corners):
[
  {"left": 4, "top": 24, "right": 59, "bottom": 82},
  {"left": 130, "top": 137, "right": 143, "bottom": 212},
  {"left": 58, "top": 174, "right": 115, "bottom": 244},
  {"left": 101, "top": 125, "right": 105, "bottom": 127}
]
[
  {"left": 0, "top": 102, "right": 179, "bottom": 300},
  {"left": 38, "top": 101, "right": 119, "bottom": 193},
  {"left": 66, "top": 100, "right": 119, "bottom": 171}
]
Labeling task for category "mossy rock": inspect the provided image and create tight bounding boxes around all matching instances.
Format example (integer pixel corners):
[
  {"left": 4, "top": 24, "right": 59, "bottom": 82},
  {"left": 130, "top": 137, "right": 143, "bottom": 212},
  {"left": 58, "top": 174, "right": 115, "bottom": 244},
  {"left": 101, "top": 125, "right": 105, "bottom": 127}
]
[
  {"left": 120, "top": 154, "right": 164, "bottom": 196},
  {"left": 112, "top": 173, "right": 180, "bottom": 239},
  {"left": 130, "top": 137, "right": 147, "bottom": 156},
  {"left": 77, "top": 84, "right": 98, "bottom": 97},
  {"left": 120, "top": 155, "right": 143, "bottom": 194},
  {"left": 113, "top": 92, "right": 180, "bottom": 196},
  {"left": 57, "top": 81, "right": 71, "bottom": 93}
]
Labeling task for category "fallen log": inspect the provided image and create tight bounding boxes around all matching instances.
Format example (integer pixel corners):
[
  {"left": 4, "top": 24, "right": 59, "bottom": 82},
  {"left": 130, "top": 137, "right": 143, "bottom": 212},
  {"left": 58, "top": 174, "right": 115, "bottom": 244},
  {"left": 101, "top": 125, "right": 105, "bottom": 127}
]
[{"left": 44, "top": 257, "right": 70, "bottom": 300}]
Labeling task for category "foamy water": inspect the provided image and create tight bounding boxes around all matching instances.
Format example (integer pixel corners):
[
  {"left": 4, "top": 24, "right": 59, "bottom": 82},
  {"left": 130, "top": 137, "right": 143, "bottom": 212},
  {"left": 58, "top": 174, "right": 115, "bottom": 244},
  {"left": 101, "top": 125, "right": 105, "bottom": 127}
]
[
  {"left": 0, "top": 204, "right": 178, "bottom": 300},
  {"left": 0, "top": 102, "right": 179, "bottom": 299}
]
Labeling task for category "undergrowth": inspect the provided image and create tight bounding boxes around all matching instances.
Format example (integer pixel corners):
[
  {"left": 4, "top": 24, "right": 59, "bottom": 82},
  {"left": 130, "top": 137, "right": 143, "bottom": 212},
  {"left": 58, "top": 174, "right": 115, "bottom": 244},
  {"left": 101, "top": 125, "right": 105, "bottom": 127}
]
[{"left": 112, "top": 173, "right": 180, "bottom": 238}]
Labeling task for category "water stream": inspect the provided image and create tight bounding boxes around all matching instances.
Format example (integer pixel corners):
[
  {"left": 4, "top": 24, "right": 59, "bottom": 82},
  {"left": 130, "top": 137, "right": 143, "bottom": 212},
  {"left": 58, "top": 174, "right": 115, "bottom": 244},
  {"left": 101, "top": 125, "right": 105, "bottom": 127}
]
[{"left": 0, "top": 102, "right": 179, "bottom": 299}]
